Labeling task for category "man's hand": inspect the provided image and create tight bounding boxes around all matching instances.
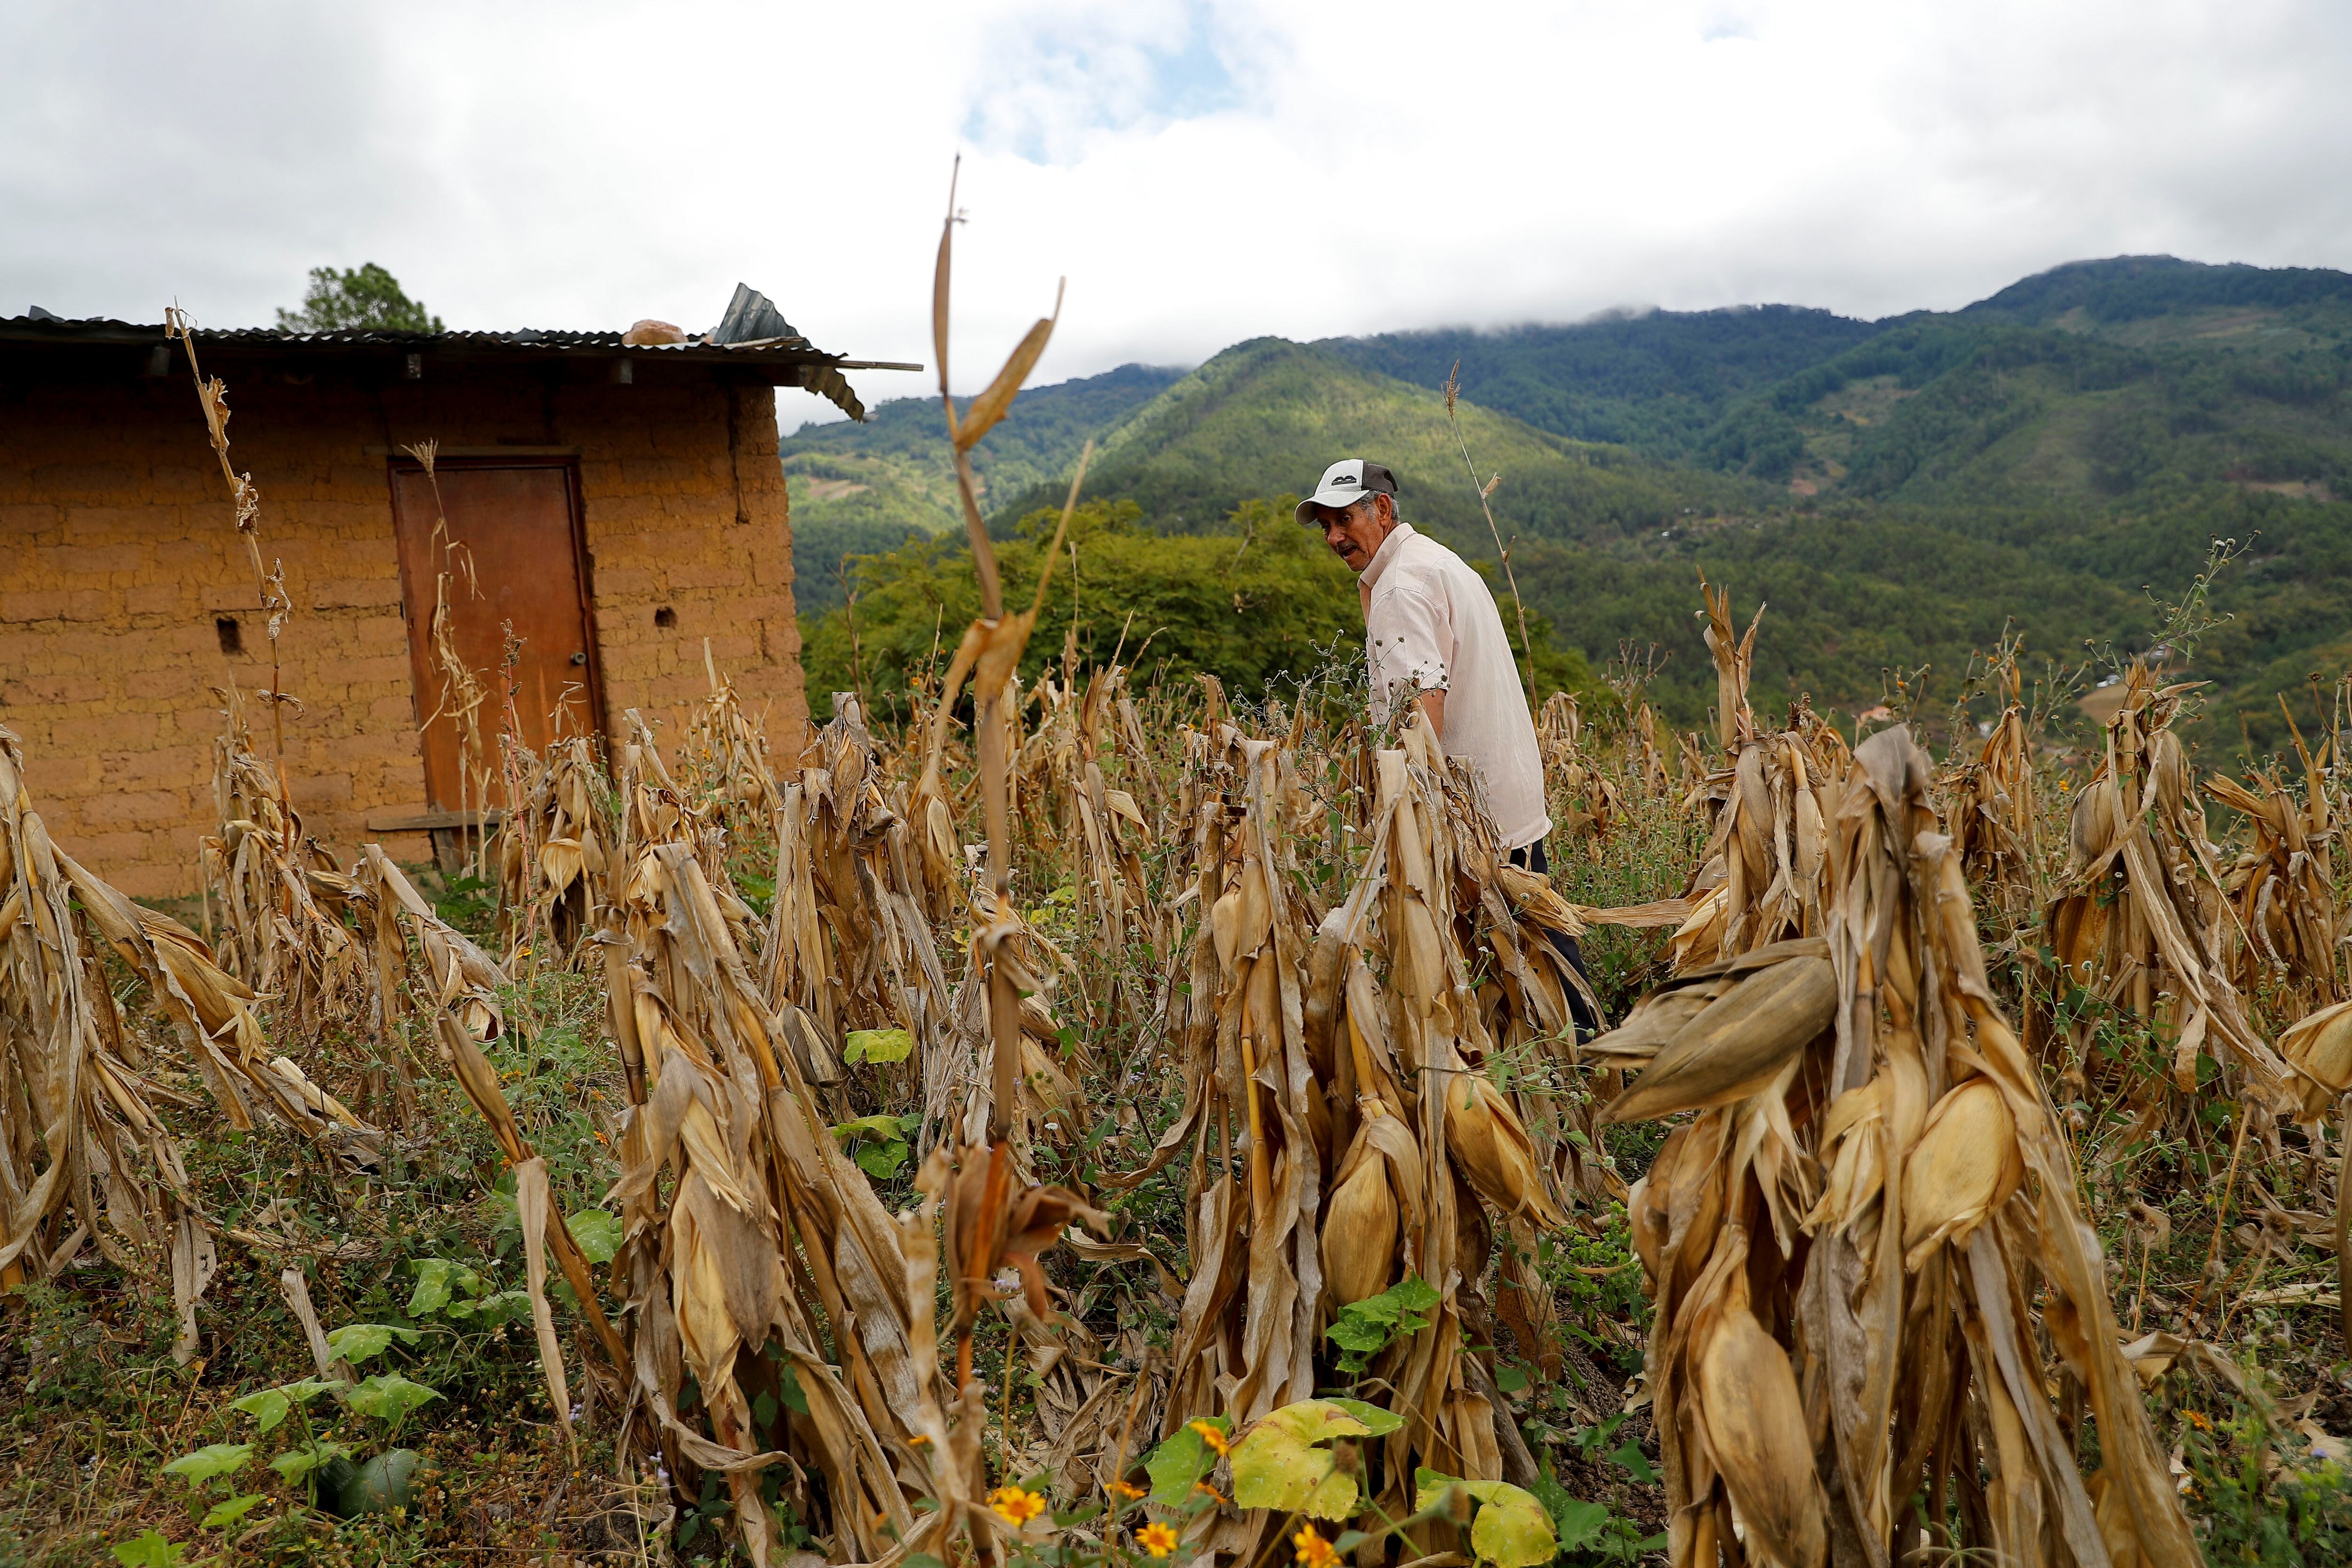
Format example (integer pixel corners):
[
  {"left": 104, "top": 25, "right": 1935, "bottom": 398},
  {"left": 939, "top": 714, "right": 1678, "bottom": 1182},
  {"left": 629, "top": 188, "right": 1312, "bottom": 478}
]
[{"left": 1416, "top": 689, "right": 1446, "bottom": 743}]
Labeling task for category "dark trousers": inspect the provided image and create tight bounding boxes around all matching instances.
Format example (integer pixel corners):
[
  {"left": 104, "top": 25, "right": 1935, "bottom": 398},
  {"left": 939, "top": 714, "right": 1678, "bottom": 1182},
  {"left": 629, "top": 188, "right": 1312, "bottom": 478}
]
[{"left": 1507, "top": 837, "right": 1603, "bottom": 1041}]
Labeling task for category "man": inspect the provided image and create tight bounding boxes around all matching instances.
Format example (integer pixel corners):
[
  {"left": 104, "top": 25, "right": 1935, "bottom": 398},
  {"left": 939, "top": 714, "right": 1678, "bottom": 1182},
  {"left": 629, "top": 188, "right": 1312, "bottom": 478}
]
[{"left": 1299, "top": 457, "right": 1601, "bottom": 1036}]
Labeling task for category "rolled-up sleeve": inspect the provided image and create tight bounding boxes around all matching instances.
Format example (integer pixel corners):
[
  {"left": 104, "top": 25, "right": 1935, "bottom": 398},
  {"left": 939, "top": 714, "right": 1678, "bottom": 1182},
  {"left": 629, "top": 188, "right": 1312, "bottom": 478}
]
[{"left": 1366, "top": 586, "right": 1452, "bottom": 722}]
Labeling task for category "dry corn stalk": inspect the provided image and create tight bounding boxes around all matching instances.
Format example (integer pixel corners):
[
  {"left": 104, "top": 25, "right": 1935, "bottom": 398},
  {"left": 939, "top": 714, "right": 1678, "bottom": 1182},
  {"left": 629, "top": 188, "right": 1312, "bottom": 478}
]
[
  {"left": 494, "top": 734, "right": 614, "bottom": 965},
  {"left": 682, "top": 643, "right": 785, "bottom": 828},
  {"left": 1668, "top": 596, "right": 1845, "bottom": 972},
  {"left": 1699, "top": 576, "right": 1761, "bottom": 754},
  {"left": 1537, "top": 691, "right": 1623, "bottom": 846},
  {"left": 402, "top": 441, "right": 501, "bottom": 876},
  {"left": 2044, "top": 663, "right": 2290, "bottom": 1107},
  {"left": 1318, "top": 726, "right": 1558, "bottom": 1516},
  {"left": 604, "top": 837, "right": 927, "bottom": 1564},
  {"left": 165, "top": 309, "right": 295, "bottom": 763},
  {"left": 2205, "top": 703, "right": 2343, "bottom": 1010},
  {"left": 200, "top": 683, "right": 371, "bottom": 1037},
  {"left": 1605, "top": 724, "right": 2196, "bottom": 1568},
  {"left": 1944, "top": 655, "right": 2045, "bottom": 927},
  {"left": 2, "top": 724, "right": 199, "bottom": 1296},
  {"left": 1127, "top": 714, "right": 1572, "bottom": 1557},
  {"left": 765, "top": 692, "right": 956, "bottom": 1123},
  {"left": 2, "top": 725, "right": 373, "bottom": 1357}
]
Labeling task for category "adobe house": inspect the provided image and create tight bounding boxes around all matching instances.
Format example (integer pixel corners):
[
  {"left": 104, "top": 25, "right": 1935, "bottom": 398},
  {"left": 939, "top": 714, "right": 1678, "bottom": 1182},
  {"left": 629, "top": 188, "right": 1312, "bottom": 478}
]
[{"left": 0, "top": 293, "right": 906, "bottom": 897}]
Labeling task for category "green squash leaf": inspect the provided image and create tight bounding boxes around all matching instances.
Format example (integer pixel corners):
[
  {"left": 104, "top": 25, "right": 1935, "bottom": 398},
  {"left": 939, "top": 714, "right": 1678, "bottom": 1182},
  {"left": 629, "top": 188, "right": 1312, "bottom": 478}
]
[
  {"left": 270, "top": 1440, "right": 354, "bottom": 1486},
  {"left": 348, "top": 1372, "right": 442, "bottom": 1425},
  {"left": 161, "top": 1443, "right": 252, "bottom": 1486},
  {"left": 1232, "top": 1400, "right": 1382, "bottom": 1520},
  {"left": 324, "top": 1323, "right": 421, "bottom": 1365},
  {"left": 566, "top": 1209, "right": 623, "bottom": 1265},
  {"left": 844, "top": 1027, "right": 914, "bottom": 1065},
  {"left": 1606, "top": 1439, "right": 1657, "bottom": 1483},
  {"left": 405, "top": 1258, "right": 455, "bottom": 1318},
  {"left": 1413, "top": 1472, "right": 1558, "bottom": 1568},
  {"left": 1144, "top": 1415, "right": 1230, "bottom": 1507},
  {"left": 1319, "top": 1398, "right": 1405, "bottom": 1437},
  {"left": 831, "top": 1113, "right": 910, "bottom": 1142},
  {"left": 230, "top": 1378, "right": 340, "bottom": 1434},
  {"left": 1324, "top": 1275, "right": 1441, "bottom": 1372},
  {"left": 201, "top": 1493, "right": 268, "bottom": 1530},
  {"left": 110, "top": 1529, "right": 184, "bottom": 1567},
  {"left": 854, "top": 1140, "right": 910, "bottom": 1180},
  {"left": 405, "top": 1258, "right": 482, "bottom": 1318}
]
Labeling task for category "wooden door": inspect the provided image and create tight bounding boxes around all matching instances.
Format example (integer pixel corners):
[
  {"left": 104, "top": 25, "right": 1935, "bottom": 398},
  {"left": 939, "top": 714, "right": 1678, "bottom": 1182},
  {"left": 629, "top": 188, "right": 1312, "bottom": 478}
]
[{"left": 388, "top": 461, "right": 602, "bottom": 811}]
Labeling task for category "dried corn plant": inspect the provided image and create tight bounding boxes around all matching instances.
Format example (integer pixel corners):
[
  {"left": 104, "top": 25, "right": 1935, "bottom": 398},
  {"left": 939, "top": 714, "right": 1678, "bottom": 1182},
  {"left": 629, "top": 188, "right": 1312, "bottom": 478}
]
[
  {"left": 1145, "top": 721, "right": 1333, "bottom": 1487},
  {"left": 2043, "top": 664, "right": 2291, "bottom": 1113},
  {"left": 403, "top": 440, "right": 501, "bottom": 877},
  {"left": 681, "top": 643, "right": 785, "bottom": 834},
  {"left": 199, "top": 683, "right": 371, "bottom": 1038},
  {"left": 1107, "top": 714, "right": 1580, "bottom": 1561},
  {"left": 1, "top": 724, "right": 375, "bottom": 1343},
  {"left": 1, "top": 724, "right": 201, "bottom": 1300},
  {"left": 601, "top": 836, "right": 930, "bottom": 1565},
  {"left": 1312, "top": 726, "right": 1565, "bottom": 1518},
  {"left": 2205, "top": 703, "right": 2344, "bottom": 1011},
  {"left": 1668, "top": 587, "right": 1845, "bottom": 972},
  {"left": 1016, "top": 657, "right": 1160, "bottom": 1024},
  {"left": 764, "top": 691, "right": 957, "bottom": 1124},
  {"left": 653, "top": 163, "right": 1115, "bottom": 1568},
  {"left": 927, "top": 883, "right": 1084, "bottom": 1162},
  {"left": 1942, "top": 652, "right": 2047, "bottom": 930},
  {"left": 164, "top": 308, "right": 295, "bottom": 763},
  {"left": 494, "top": 733, "right": 615, "bottom": 966},
  {"left": 1602, "top": 724, "right": 2197, "bottom": 1568},
  {"left": 1537, "top": 691, "right": 1624, "bottom": 848}
]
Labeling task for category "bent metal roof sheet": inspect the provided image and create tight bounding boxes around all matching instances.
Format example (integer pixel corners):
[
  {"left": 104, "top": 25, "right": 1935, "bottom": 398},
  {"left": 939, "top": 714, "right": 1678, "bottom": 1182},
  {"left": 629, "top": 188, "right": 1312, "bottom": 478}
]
[{"left": 0, "top": 311, "right": 913, "bottom": 421}]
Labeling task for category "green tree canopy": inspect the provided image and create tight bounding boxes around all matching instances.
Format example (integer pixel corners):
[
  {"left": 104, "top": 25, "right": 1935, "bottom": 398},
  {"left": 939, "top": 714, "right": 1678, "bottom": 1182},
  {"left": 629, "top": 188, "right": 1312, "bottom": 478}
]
[
  {"left": 799, "top": 495, "right": 1596, "bottom": 728},
  {"left": 276, "top": 263, "right": 444, "bottom": 333}
]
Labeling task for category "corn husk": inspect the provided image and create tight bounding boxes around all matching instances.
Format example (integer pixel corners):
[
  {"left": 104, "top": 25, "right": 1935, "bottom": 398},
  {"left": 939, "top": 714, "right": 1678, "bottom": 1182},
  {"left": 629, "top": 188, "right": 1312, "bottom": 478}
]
[
  {"left": 1899, "top": 1077, "right": 2022, "bottom": 1268},
  {"left": 1604, "top": 947, "right": 1834, "bottom": 1123}
]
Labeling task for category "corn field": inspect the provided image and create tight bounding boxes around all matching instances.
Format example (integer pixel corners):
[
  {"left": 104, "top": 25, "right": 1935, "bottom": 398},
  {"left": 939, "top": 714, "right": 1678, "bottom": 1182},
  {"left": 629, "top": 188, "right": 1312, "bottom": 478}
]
[{"left": 8, "top": 258, "right": 2352, "bottom": 1568}]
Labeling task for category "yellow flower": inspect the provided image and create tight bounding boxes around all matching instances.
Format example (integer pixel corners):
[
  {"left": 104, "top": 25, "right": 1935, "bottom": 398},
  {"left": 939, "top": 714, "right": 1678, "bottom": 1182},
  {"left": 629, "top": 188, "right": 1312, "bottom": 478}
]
[
  {"left": 988, "top": 1486, "right": 1047, "bottom": 1528},
  {"left": 2185, "top": 1410, "right": 2212, "bottom": 1431},
  {"left": 1138, "top": 1521, "right": 1179, "bottom": 1559},
  {"left": 1192, "top": 1482, "right": 1227, "bottom": 1506},
  {"left": 1293, "top": 1524, "right": 1340, "bottom": 1568},
  {"left": 1189, "top": 1420, "right": 1231, "bottom": 1458},
  {"left": 1110, "top": 1480, "right": 1147, "bottom": 1502}
]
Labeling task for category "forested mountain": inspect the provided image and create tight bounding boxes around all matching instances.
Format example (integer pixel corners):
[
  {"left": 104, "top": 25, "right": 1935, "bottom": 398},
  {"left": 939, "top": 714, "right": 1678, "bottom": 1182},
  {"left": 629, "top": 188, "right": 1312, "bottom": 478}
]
[
  {"left": 1318, "top": 305, "right": 1881, "bottom": 461},
  {"left": 787, "top": 257, "right": 2352, "bottom": 756},
  {"left": 783, "top": 363, "right": 1182, "bottom": 613}
]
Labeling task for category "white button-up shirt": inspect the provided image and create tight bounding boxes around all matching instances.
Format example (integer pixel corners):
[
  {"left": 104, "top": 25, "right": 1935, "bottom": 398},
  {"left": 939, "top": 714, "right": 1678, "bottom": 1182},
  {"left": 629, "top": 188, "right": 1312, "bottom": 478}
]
[{"left": 1359, "top": 521, "right": 1551, "bottom": 851}]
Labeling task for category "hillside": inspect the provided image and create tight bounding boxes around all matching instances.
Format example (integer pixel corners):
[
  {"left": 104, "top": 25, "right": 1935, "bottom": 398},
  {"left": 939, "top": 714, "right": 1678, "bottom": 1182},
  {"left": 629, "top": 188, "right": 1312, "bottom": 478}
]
[
  {"left": 1318, "top": 304, "right": 1882, "bottom": 462},
  {"left": 794, "top": 257, "right": 2352, "bottom": 756},
  {"left": 991, "top": 337, "right": 1768, "bottom": 541},
  {"left": 782, "top": 363, "right": 1182, "bottom": 613}
]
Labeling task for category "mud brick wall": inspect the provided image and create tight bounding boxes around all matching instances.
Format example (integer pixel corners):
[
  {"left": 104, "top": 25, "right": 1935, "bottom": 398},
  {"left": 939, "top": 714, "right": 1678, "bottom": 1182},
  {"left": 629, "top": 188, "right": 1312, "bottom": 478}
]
[{"left": 0, "top": 365, "right": 806, "bottom": 897}]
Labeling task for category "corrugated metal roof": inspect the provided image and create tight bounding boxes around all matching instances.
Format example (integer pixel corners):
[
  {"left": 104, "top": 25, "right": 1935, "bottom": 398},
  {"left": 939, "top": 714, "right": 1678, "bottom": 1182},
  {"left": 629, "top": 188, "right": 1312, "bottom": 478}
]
[{"left": 0, "top": 309, "right": 912, "bottom": 421}]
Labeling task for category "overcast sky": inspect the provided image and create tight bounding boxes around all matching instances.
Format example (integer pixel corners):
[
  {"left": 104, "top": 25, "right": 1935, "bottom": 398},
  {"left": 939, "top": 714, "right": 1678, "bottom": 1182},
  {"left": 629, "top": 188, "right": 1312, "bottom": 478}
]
[{"left": 7, "top": 0, "right": 2349, "bottom": 430}]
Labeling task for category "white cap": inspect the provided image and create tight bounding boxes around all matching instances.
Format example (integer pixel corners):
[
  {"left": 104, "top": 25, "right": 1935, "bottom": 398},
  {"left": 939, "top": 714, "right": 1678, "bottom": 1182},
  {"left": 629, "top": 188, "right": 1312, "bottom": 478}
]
[{"left": 1295, "top": 458, "right": 1398, "bottom": 524}]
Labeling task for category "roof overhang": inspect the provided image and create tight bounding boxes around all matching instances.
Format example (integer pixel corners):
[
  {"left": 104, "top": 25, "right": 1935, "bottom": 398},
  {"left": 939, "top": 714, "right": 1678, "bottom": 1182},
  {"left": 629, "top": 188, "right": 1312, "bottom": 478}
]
[{"left": 0, "top": 314, "right": 920, "bottom": 421}]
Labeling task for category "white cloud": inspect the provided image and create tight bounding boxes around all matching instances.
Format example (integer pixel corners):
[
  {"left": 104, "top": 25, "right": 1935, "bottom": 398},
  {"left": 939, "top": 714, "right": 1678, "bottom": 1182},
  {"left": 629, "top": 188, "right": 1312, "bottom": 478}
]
[{"left": 5, "top": 0, "right": 2348, "bottom": 431}]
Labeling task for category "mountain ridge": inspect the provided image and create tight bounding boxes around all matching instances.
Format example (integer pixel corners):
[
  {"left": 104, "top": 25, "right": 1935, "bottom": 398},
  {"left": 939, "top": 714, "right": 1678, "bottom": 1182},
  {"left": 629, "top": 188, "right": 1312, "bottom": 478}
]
[{"left": 785, "top": 255, "right": 2352, "bottom": 753}]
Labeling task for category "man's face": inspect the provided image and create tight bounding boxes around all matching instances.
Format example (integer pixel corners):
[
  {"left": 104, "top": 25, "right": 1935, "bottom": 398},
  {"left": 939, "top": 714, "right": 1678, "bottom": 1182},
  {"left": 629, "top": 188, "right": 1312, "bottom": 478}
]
[{"left": 1313, "top": 494, "right": 1393, "bottom": 572}]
